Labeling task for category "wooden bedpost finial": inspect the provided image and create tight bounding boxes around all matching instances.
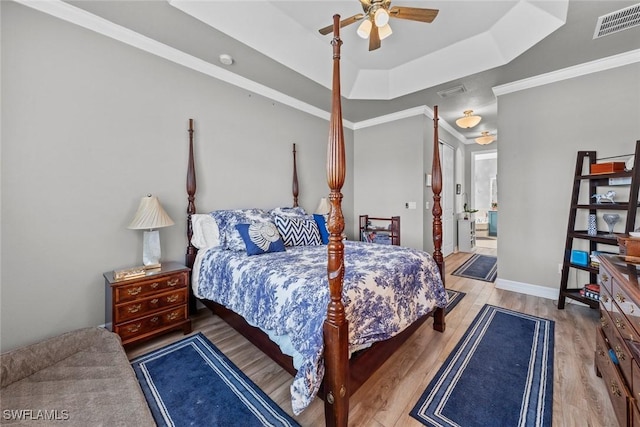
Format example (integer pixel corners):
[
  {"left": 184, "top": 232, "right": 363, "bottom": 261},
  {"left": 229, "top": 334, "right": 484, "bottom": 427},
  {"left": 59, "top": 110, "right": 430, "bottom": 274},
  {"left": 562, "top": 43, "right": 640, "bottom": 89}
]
[
  {"left": 431, "top": 106, "right": 446, "bottom": 332},
  {"left": 324, "top": 13, "right": 349, "bottom": 427},
  {"left": 186, "top": 118, "right": 198, "bottom": 315},
  {"left": 292, "top": 143, "right": 299, "bottom": 207}
]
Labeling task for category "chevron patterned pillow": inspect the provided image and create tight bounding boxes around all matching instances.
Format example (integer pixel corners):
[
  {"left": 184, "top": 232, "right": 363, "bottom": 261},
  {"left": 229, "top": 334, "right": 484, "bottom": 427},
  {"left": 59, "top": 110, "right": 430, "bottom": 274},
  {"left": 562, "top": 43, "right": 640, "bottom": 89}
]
[{"left": 274, "top": 215, "right": 322, "bottom": 247}]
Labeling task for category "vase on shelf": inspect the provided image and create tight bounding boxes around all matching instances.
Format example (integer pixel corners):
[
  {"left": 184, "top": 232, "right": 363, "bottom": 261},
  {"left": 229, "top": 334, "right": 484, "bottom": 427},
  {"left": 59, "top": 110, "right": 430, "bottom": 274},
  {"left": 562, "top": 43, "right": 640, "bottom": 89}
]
[
  {"left": 602, "top": 213, "right": 620, "bottom": 237},
  {"left": 588, "top": 214, "right": 597, "bottom": 236}
]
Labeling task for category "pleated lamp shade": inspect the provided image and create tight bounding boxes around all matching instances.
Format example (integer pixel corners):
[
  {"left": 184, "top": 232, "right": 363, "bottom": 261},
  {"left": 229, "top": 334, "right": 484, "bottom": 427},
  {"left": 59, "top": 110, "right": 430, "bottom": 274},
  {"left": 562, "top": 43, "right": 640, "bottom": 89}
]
[
  {"left": 128, "top": 195, "right": 174, "bottom": 230},
  {"left": 315, "top": 197, "right": 331, "bottom": 215}
]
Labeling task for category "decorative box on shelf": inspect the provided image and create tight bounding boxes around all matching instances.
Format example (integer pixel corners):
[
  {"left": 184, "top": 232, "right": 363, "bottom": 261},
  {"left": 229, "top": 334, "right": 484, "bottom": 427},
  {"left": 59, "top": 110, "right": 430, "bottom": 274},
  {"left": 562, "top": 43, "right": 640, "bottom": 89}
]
[
  {"left": 617, "top": 235, "right": 640, "bottom": 260},
  {"left": 590, "top": 162, "right": 625, "bottom": 174}
]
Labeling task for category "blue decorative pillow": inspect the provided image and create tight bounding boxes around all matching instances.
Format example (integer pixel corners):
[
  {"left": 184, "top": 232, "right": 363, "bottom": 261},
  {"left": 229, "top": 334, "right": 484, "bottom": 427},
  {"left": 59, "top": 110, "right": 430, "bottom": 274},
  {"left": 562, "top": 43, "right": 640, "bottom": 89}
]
[
  {"left": 313, "top": 214, "right": 330, "bottom": 244},
  {"left": 210, "top": 209, "right": 272, "bottom": 251},
  {"left": 274, "top": 215, "right": 322, "bottom": 247},
  {"left": 235, "top": 222, "right": 286, "bottom": 256}
]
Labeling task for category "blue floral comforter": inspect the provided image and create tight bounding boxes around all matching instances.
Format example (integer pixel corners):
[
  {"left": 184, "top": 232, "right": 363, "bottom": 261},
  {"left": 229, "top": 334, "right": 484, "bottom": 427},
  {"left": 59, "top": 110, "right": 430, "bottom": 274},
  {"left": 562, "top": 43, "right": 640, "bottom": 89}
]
[{"left": 192, "top": 240, "right": 447, "bottom": 414}]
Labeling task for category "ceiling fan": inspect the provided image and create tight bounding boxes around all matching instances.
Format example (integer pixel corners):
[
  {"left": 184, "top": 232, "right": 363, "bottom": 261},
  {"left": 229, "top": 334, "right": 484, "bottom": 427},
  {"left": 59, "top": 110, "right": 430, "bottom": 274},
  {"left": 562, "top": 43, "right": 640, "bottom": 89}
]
[{"left": 319, "top": 0, "right": 439, "bottom": 51}]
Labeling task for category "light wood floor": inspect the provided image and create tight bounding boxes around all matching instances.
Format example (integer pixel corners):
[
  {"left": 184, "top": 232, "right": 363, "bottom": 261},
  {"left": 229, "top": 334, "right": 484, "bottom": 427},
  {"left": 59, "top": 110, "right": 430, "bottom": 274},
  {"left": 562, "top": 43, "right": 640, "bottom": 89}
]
[{"left": 126, "top": 247, "right": 617, "bottom": 427}]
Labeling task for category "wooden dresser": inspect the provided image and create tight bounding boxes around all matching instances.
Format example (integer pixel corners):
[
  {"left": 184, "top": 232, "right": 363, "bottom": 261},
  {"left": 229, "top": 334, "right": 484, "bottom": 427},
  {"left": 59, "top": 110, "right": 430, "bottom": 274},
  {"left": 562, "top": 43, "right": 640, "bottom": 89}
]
[
  {"left": 104, "top": 262, "right": 192, "bottom": 347},
  {"left": 596, "top": 254, "right": 640, "bottom": 426}
]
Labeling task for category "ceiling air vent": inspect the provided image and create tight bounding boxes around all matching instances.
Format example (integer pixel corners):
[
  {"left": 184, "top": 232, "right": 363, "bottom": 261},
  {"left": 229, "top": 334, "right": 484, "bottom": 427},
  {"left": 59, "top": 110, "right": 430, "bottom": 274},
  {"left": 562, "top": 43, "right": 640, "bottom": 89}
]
[
  {"left": 594, "top": 3, "right": 640, "bottom": 39},
  {"left": 437, "top": 84, "right": 467, "bottom": 98}
]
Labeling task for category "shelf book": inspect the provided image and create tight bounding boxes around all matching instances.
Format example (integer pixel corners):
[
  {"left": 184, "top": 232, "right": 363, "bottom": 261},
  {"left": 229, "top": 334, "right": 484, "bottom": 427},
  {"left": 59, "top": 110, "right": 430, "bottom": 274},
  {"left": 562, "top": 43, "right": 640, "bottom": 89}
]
[{"left": 579, "top": 283, "right": 600, "bottom": 301}]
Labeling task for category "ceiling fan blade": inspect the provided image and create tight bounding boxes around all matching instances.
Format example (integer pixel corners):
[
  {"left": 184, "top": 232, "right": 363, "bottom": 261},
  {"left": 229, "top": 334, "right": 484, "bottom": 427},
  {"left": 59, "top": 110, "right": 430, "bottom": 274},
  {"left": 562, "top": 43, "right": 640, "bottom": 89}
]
[
  {"left": 389, "top": 6, "right": 439, "bottom": 23},
  {"left": 318, "top": 13, "right": 365, "bottom": 35},
  {"left": 369, "top": 24, "right": 381, "bottom": 51}
]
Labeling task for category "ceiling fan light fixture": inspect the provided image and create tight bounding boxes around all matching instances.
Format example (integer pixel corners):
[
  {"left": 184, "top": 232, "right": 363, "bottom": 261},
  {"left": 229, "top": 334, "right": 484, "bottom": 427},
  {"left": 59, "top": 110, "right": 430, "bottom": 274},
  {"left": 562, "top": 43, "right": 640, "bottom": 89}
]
[
  {"left": 456, "top": 110, "right": 482, "bottom": 128},
  {"left": 378, "top": 23, "right": 393, "bottom": 40},
  {"left": 374, "top": 8, "right": 390, "bottom": 27},
  {"left": 357, "top": 19, "right": 372, "bottom": 39},
  {"left": 475, "top": 131, "right": 495, "bottom": 145}
]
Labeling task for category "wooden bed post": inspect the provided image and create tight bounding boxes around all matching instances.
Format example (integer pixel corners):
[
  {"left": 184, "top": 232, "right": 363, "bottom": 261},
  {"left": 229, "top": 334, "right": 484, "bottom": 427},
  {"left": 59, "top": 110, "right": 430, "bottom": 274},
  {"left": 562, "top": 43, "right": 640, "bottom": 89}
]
[
  {"left": 431, "top": 106, "right": 446, "bottom": 332},
  {"left": 292, "top": 143, "right": 299, "bottom": 207},
  {"left": 185, "top": 118, "right": 198, "bottom": 315},
  {"left": 323, "top": 14, "right": 349, "bottom": 427}
]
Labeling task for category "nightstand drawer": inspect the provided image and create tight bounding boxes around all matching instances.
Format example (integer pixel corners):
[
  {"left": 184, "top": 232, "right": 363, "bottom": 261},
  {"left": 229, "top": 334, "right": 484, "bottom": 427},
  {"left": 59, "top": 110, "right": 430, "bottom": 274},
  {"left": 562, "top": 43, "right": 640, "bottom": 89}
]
[
  {"left": 115, "top": 306, "right": 188, "bottom": 342},
  {"left": 114, "top": 273, "right": 187, "bottom": 303},
  {"left": 115, "top": 288, "right": 188, "bottom": 323}
]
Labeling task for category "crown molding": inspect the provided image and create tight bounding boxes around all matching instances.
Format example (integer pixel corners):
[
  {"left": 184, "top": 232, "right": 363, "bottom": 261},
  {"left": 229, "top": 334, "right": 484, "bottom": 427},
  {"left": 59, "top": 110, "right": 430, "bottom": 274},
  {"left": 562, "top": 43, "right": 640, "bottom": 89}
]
[
  {"left": 493, "top": 49, "right": 640, "bottom": 96},
  {"left": 17, "top": 0, "right": 634, "bottom": 142}
]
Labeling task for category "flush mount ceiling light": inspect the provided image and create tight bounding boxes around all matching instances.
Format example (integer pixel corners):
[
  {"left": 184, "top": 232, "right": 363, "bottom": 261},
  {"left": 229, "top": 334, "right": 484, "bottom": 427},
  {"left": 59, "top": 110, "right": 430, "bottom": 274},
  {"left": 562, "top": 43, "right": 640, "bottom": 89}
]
[
  {"left": 319, "top": 0, "right": 438, "bottom": 51},
  {"left": 456, "top": 110, "right": 482, "bottom": 129},
  {"left": 475, "top": 131, "right": 496, "bottom": 145}
]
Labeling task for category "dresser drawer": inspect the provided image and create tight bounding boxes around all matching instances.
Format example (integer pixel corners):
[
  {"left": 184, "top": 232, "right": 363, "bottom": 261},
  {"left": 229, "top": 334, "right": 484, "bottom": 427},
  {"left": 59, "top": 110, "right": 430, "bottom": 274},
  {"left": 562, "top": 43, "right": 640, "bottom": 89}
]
[
  {"left": 613, "top": 282, "right": 640, "bottom": 338},
  {"left": 601, "top": 286, "right": 613, "bottom": 313},
  {"left": 114, "top": 288, "right": 188, "bottom": 323},
  {"left": 601, "top": 307, "right": 615, "bottom": 346},
  {"left": 633, "top": 359, "right": 640, "bottom": 415},
  {"left": 115, "top": 306, "right": 188, "bottom": 342},
  {"left": 600, "top": 269, "right": 614, "bottom": 300},
  {"left": 597, "top": 328, "right": 630, "bottom": 427},
  {"left": 114, "top": 272, "right": 187, "bottom": 303}
]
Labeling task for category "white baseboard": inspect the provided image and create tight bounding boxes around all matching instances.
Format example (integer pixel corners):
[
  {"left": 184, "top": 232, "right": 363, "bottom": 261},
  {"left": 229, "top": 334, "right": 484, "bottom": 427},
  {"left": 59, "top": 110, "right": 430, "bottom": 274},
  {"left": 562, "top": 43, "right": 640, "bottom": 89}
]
[{"left": 495, "top": 278, "right": 559, "bottom": 300}]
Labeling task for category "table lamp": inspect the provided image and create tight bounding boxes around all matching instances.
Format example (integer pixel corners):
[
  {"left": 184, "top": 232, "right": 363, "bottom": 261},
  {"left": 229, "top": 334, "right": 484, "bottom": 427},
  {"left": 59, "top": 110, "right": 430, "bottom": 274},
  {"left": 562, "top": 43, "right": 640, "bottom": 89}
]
[{"left": 128, "top": 194, "right": 174, "bottom": 269}]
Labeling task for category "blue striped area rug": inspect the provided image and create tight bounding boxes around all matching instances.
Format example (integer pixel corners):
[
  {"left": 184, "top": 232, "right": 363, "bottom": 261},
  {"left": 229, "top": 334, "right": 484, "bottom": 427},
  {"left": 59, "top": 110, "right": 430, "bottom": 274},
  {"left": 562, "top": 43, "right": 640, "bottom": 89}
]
[
  {"left": 131, "top": 333, "right": 299, "bottom": 427},
  {"left": 452, "top": 254, "right": 497, "bottom": 282},
  {"left": 410, "top": 304, "right": 554, "bottom": 427},
  {"left": 445, "top": 289, "right": 465, "bottom": 314}
]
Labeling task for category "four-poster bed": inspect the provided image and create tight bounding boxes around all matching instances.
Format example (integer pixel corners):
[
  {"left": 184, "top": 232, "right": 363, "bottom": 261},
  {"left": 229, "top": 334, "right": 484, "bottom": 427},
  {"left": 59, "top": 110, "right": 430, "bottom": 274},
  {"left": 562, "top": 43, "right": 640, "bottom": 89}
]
[{"left": 184, "top": 15, "right": 445, "bottom": 427}]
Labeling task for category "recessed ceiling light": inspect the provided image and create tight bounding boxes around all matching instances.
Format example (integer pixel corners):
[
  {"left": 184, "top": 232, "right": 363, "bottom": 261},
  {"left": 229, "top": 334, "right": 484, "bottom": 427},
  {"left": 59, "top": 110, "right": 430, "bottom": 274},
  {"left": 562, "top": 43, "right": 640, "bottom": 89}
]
[{"left": 219, "top": 54, "right": 234, "bottom": 66}]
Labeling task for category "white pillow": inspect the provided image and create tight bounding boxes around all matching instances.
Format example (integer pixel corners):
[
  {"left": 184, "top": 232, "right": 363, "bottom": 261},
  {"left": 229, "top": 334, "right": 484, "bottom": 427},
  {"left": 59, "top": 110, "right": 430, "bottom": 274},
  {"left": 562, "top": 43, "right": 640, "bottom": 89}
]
[{"left": 190, "top": 214, "right": 220, "bottom": 249}]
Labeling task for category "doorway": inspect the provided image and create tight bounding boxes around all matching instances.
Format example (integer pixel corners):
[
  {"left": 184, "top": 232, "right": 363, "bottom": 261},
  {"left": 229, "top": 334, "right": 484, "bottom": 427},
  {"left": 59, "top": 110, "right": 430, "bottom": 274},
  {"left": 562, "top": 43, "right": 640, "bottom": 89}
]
[{"left": 471, "top": 150, "right": 497, "bottom": 249}]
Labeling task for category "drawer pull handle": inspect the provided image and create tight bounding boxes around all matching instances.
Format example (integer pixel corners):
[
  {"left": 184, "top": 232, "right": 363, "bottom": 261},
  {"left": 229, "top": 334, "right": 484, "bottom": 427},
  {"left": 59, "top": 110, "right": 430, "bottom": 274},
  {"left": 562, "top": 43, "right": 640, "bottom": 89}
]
[
  {"left": 166, "top": 311, "right": 180, "bottom": 321},
  {"left": 601, "top": 273, "right": 609, "bottom": 283},
  {"left": 611, "top": 380, "right": 622, "bottom": 397},
  {"left": 127, "top": 323, "right": 141, "bottom": 333},
  {"left": 168, "top": 278, "right": 179, "bottom": 287},
  {"left": 150, "top": 298, "right": 159, "bottom": 305},
  {"left": 602, "top": 294, "right": 609, "bottom": 304},
  {"left": 150, "top": 316, "right": 159, "bottom": 323},
  {"left": 166, "top": 295, "right": 179, "bottom": 303},
  {"left": 615, "top": 345, "right": 626, "bottom": 361},
  {"left": 127, "top": 287, "right": 142, "bottom": 296},
  {"left": 150, "top": 282, "right": 159, "bottom": 289},
  {"left": 615, "top": 318, "right": 625, "bottom": 329},
  {"left": 127, "top": 304, "right": 141, "bottom": 314},
  {"left": 616, "top": 293, "right": 626, "bottom": 303}
]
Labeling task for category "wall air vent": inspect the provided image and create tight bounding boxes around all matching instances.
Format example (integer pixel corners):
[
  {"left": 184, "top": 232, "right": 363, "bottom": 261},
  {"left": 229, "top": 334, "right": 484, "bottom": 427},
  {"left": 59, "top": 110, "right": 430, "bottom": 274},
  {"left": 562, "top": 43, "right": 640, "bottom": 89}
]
[
  {"left": 437, "top": 84, "right": 467, "bottom": 98},
  {"left": 594, "top": 3, "right": 640, "bottom": 39}
]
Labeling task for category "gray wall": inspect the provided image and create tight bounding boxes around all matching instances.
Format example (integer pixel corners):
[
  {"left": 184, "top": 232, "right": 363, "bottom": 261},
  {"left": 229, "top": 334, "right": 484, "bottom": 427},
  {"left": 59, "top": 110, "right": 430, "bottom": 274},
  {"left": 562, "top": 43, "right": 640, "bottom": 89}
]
[
  {"left": 497, "top": 62, "right": 640, "bottom": 291},
  {"left": 1, "top": 2, "right": 353, "bottom": 351},
  {"left": 353, "top": 114, "right": 464, "bottom": 254},
  {"left": 354, "top": 116, "right": 425, "bottom": 249}
]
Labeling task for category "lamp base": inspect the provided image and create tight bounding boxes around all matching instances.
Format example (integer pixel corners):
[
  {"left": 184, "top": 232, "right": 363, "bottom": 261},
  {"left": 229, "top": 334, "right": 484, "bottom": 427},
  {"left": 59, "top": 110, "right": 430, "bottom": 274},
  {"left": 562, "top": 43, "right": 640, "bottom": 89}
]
[
  {"left": 142, "top": 230, "right": 162, "bottom": 269},
  {"left": 144, "top": 263, "right": 162, "bottom": 270}
]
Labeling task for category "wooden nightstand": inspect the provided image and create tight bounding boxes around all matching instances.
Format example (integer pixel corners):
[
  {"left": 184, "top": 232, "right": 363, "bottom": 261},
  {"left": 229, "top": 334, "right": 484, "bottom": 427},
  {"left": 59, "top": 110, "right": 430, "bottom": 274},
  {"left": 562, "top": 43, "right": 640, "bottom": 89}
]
[{"left": 104, "top": 262, "right": 192, "bottom": 347}]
